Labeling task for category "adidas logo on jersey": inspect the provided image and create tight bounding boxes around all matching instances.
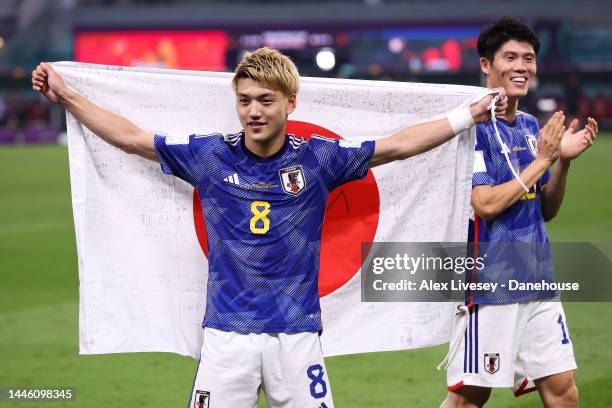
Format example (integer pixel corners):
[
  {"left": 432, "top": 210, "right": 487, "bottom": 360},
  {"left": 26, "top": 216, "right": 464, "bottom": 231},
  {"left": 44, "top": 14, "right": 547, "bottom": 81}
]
[{"left": 223, "top": 173, "right": 240, "bottom": 185}]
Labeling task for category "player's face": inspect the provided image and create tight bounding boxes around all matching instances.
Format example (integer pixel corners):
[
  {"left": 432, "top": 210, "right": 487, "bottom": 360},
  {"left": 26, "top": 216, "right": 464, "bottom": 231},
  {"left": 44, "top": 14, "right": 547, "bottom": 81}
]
[
  {"left": 235, "top": 78, "right": 296, "bottom": 147},
  {"left": 480, "top": 39, "right": 537, "bottom": 100}
]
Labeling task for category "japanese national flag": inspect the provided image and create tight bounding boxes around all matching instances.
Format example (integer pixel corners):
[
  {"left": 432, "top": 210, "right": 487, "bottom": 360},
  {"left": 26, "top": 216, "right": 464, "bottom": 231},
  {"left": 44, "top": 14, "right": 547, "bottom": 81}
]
[{"left": 56, "top": 62, "right": 480, "bottom": 358}]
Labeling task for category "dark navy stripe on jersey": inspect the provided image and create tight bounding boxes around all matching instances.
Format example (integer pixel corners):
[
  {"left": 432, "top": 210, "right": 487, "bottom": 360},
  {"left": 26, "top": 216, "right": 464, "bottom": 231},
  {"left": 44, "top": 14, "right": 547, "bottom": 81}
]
[
  {"left": 474, "top": 305, "right": 479, "bottom": 373},
  {"left": 464, "top": 305, "right": 479, "bottom": 374},
  {"left": 469, "top": 308, "right": 473, "bottom": 373}
]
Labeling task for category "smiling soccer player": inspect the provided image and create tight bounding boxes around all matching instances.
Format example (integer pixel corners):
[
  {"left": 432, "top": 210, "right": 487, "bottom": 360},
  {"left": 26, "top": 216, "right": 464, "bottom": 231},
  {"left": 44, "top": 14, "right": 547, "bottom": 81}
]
[{"left": 440, "top": 17, "right": 598, "bottom": 408}]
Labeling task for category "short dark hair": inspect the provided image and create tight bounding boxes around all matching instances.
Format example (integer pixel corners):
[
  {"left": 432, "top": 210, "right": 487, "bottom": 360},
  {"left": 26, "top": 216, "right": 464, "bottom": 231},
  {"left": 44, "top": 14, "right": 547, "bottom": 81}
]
[{"left": 477, "top": 17, "right": 540, "bottom": 61}]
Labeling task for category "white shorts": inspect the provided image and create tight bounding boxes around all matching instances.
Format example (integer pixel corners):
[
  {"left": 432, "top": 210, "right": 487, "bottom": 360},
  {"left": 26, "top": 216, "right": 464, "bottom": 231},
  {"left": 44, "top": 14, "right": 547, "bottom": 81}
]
[
  {"left": 188, "top": 328, "right": 334, "bottom": 408},
  {"left": 447, "top": 299, "right": 576, "bottom": 396}
]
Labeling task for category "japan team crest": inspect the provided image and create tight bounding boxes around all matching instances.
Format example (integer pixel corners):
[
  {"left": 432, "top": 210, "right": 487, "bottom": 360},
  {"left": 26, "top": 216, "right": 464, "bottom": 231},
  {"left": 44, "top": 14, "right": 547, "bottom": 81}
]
[
  {"left": 484, "top": 353, "right": 500, "bottom": 374},
  {"left": 193, "top": 390, "right": 210, "bottom": 408},
  {"left": 279, "top": 166, "right": 306, "bottom": 195},
  {"left": 525, "top": 134, "right": 538, "bottom": 157}
]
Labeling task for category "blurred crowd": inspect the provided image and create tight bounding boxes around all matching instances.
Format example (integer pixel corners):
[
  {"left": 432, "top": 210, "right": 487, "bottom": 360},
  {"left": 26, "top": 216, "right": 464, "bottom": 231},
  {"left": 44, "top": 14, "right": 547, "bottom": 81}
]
[
  {"left": 0, "top": 90, "right": 65, "bottom": 144},
  {"left": 575, "top": 93, "right": 612, "bottom": 123}
]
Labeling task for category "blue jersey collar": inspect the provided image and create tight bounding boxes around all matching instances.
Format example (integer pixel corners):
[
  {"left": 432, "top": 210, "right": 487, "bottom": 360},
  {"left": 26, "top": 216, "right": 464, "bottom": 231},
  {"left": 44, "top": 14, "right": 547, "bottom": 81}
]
[{"left": 240, "top": 133, "right": 290, "bottom": 163}]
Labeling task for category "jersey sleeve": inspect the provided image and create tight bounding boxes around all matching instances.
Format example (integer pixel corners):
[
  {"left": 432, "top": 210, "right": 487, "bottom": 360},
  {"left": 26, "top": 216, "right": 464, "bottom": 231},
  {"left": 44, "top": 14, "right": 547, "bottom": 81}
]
[
  {"left": 472, "top": 126, "right": 495, "bottom": 187},
  {"left": 154, "top": 134, "right": 216, "bottom": 186},
  {"left": 316, "top": 138, "right": 375, "bottom": 190}
]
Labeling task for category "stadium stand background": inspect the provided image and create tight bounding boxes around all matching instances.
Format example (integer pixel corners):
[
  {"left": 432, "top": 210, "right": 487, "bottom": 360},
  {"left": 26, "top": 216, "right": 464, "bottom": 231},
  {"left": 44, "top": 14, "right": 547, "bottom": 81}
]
[{"left": 1, "top": 0, "right": 612, "bottom": 145}]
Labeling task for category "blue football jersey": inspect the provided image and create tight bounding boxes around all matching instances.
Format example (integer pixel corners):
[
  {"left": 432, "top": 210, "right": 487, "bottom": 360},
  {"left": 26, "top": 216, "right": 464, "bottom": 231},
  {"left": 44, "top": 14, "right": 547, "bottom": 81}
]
[
  {"left": 468, "top": 112, "right": 557, "bottom": 304},
  {"left": 154, "top": 132, "right": 375, "bottom": 333}
]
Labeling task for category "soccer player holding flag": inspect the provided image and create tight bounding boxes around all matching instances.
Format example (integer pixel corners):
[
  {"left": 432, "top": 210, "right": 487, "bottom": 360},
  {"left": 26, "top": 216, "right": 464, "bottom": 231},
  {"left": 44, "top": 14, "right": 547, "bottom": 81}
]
[
  {"left": 441, "top": 17, "right": 598, "bottom": 408},
  {"left": 33, "top": 48, "right": 505, "bottom": 407}
]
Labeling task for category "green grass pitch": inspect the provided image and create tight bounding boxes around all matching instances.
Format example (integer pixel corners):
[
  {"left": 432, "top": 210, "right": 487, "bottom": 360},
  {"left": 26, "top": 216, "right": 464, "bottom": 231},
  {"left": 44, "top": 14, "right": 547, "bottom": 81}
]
[{"left": 1, "top": 136, "right": 611, "bottom": 407}]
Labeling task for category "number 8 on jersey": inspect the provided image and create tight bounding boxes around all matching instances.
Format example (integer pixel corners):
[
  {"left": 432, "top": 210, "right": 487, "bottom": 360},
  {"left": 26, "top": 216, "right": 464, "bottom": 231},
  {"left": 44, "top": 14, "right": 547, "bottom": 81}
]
[{"left": 250, "top": 200, "right": 271, "bottom": 234}]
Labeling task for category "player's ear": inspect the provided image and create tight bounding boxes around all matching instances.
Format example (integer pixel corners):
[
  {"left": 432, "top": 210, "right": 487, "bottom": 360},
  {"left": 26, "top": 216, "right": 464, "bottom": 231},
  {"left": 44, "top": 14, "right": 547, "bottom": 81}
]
[
  {"left": 286, "top": 94, "right": 297, "bottom": 115},
  {"left": 480, "top": 57, "right": 491, "bottom": 76}
]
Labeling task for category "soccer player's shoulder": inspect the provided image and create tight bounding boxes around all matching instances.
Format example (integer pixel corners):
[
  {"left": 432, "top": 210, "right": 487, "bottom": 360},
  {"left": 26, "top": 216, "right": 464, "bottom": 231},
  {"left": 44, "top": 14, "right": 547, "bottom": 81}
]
[
  {"left": 220, "top": 131, "right": 243, "bottom": 147},
  {"left": 304, "top": 133, "right": 337, "bottom": 149},
  {"left": 297, "top": 134, "right": 350, "bottom": 161},
  {"left": 287, "top": 133, "right": 310, "bottom": 151},
  {"left": 172, "top": 131, "right": 222, "bottom": 143},
  {"left": 515, "top": 111, "right": 541, "bottom": 137},
  {"left": 516, "top": 110, "right": 539, "bottom": 127},
  {"left": 188, "top": 131, "right": 241, "bottom": 149},
  {"left": 303, "top": 133, "right": 365, "bottom": 150},
  {"left": 287, "top": 133, "right": 340, "bottom": 156}
]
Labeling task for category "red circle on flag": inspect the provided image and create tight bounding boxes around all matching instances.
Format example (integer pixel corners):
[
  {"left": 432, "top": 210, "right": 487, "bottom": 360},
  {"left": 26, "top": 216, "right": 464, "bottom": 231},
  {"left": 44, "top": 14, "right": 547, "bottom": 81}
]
[{"left": 193, "top": 120, "right": 380, "bottom": 297}]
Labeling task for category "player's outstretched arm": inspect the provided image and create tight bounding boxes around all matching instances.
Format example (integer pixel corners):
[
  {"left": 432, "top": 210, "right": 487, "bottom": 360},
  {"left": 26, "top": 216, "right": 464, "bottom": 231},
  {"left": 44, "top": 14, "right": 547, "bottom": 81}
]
[
  {"left": 540, "top": 117, "right": 598, "bottom": 221},
  {"left": 471, "top": 112, "right": 567, "bottom": 221},
  {"left": 32, "top": 63, "right": 157, "bottom": 162},
  {"left": 368, "top": 89, "right": 507, "bottom": 168}
]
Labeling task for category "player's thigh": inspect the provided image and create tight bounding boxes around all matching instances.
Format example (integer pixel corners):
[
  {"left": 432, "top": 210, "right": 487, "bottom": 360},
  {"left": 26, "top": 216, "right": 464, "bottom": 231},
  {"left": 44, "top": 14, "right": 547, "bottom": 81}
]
[
  {"left": 261, "top": 331, "right": 334, "bottom": 408},
  {"left": 520, "top": 300, "right": 577, "bottom": 380},
  {"left": 447, "top": 304, "right": 521, "bottom": 390},
  {"left": 188, "top": 328, "right": 262, "bottom": 408}
]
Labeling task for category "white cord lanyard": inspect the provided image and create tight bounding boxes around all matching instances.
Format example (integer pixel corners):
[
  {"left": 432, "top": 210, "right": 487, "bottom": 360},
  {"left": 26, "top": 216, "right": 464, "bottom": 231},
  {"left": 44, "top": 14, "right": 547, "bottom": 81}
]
[
  {"left": 436, "top": 305, "right": 469, "bottom": 371},
  {"left": 488, "top": 96, "right": 530, "bottom": 192}
]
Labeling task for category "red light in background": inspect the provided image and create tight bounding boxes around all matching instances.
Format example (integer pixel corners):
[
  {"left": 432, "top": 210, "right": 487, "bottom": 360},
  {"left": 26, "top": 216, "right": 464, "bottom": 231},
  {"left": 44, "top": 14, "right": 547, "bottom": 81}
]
[
  {"left": 75, "top": 31, "right": 229, "bottom": 71},
  {"left": 335, "top": 32, "right": 349, "bottom": 46},
  {"left": 441, "top": 39, "right": 461, "bottom": 71}
]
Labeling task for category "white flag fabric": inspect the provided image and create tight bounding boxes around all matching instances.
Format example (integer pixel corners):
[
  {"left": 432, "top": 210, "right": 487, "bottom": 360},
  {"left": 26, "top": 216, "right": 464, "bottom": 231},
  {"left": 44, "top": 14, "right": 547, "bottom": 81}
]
[{"left": 55, "top": 62, "right": 482, "bottom": 358}]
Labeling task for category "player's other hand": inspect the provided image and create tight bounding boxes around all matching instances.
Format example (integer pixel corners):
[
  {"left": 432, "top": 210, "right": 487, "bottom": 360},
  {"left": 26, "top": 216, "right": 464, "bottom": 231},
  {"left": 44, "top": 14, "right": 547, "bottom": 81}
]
[
  {"left": 560, "top": 117, "right": 598, "bottom": 163},
  {"left": 31, "top": 63, "right": 66, "bottom": 104},
  {"left": 537, "top": 111, "right": 566, "bottom": 164},
  {"left": 469, "top": 88, "right": 508, "bottom": 124}
]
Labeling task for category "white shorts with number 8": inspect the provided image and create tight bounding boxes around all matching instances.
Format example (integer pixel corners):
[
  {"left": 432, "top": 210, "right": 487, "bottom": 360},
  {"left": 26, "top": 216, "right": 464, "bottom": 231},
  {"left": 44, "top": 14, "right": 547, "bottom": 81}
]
[{"left": 189, "top": 328, "right": 334, "bottom": 408}]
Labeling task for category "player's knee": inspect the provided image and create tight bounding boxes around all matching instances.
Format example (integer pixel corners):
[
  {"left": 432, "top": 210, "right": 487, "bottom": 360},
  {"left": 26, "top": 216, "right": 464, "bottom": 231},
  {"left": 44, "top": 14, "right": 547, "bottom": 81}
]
[
  {"left": 555, "top": 382, "right": 578, "bottom": 407},
  {"left": 547, "top": 383, "right": 578, "bottom": 407},
  {"left": 440, "top": 392, "right": 460, "bottom": 408},
  {"left": 567, "top": 383, "right": 579, "bottom": 405}
]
